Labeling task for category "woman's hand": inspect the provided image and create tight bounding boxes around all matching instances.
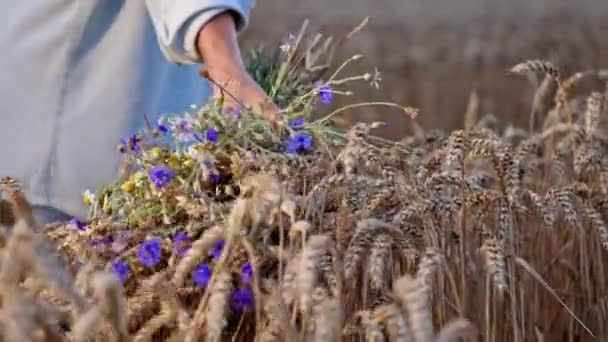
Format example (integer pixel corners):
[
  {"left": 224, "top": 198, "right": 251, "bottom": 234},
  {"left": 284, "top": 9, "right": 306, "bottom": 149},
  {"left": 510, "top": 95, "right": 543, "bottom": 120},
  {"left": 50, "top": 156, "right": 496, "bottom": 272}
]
[{"left": 196, "top": 12, "right": 281, "bottom": 121}]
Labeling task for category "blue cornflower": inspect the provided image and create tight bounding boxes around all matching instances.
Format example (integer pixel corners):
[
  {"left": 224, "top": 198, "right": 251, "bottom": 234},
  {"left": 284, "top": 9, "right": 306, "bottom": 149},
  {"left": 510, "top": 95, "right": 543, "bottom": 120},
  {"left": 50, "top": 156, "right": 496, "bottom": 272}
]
[
  {"left": 68, "top": 217, "right": 86, "bottom": 231},
  {"left": 318, "top": 84, "right": 334, "bottom": 104},
  {"left": 209, "top": 172, "right": 221, "bottom": 184},
  {"left": 286, "top": 134, "right": 313, "bottom": 154},
  {"left": 138, "top": 238, "right": 162, "bottom": 267},
  {"left": 148, "top": 166, "right": 174, "bottom": 189},
  {"left": 112, "top": 260, "right": 130, "bottom": 283},
  {"left": 232, "top": 288, "right": 254, "bottom": 312},
  {"left": 156, "top": 124, "right": 168, "bottom": 134},
  {"left": 241, "top": 263, "right": 253, "bottom": 284},
  {"left": 192, "top": 264, "right": 212, "bottom": 287},
  {"left": 173, "top": 233, "right": 190, "bottom": 256},
  {"left": 289, "top": 117, "right": 305, "bottom": 128},
  {"left": 210, "top": 240, "right": 225, "bottom": 260},
  {"left": 206, "top": 128, "right": 219, "bottom": 143},
  {"left": 170, "top": 116, "right": 196, "bottom": 142}
]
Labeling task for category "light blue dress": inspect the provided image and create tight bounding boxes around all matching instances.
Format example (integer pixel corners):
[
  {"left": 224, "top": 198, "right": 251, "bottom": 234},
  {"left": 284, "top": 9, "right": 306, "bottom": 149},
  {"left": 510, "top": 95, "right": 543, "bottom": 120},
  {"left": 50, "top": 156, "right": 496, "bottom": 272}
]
[{"left": 0, "top": 0, "right": 252, "bottom": 217}]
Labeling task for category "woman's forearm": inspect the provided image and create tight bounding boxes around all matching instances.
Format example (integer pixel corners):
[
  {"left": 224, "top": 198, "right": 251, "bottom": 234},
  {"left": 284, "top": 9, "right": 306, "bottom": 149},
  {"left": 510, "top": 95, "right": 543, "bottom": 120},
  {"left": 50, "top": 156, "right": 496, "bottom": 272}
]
[{"left": 195, "top": 11, "right": 246, "bottom": 73}]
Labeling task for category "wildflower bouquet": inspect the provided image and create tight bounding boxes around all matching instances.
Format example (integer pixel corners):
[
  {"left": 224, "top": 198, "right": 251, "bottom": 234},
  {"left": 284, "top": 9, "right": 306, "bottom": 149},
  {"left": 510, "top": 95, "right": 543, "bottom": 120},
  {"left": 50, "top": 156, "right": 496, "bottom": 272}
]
[{"left": 38, "top": 18, "right": 415, "bottom": 340}]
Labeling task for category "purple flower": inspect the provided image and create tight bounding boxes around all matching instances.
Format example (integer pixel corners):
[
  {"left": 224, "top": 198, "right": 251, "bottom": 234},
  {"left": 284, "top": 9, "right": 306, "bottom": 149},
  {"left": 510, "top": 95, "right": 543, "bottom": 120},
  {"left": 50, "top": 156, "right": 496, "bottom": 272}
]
[
  {"left": 138, "top": 238, "right": 162, "bottom": 267},
  {"left": 206, "top": 128, "right": 219, "bottom": 143},
  {"left": 318, "top": 84, "right": 334, "bottom": 104},
  {"left": 232, "top": 288, "right": 254, "bottom": 312},
  {"left": 209, "top": 172, "right": 221, "bottom": 184},
  {"left": 241, "top": 263, "right": 253, "bottom": 284},
  {"left": 289, "top": 117, "right": 305, "bottom": 128},
  {"left": 192, "top": 264, "right": 212, "bottom": 287},
  {"left": 68, "top": 218, "right": 86, "bottom": 231},
  {"left": 120, "top": 135, "right": 141, "bottom": 154},
  {"left": 193, "top": 191, "right": 202, "bottom": 199},
  {"left": 232, "top": 108, "right": 242, "bottom": 120},
  {"left": 149, "top": 166, "right": 174, "bottom": 189},
  {"left": 286, "top": 134, "right": 313, "bottom": 154},
  {"left": 173, "top": 233, "right": 190, "bottom": 256},
  {"left": 210, "top": 240, "right": 225, "bottom": 260},
  {"left": 112, "top": 260, "right": 130, "bottom": 283}
]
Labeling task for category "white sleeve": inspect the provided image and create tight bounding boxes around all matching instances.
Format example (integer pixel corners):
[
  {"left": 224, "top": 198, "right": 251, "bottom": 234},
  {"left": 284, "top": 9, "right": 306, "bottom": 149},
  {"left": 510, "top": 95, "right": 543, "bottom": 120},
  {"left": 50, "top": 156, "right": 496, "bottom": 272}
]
[{"left": 145, "top": 0, "right": 253, "bottom": 64}]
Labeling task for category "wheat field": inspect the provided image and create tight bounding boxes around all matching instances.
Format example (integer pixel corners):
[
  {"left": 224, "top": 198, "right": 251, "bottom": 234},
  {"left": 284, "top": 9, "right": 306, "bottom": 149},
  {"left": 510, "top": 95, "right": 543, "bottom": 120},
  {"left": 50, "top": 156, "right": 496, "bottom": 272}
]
[{"left": 0, "top": 22, "right": 607, "bottom": 342}]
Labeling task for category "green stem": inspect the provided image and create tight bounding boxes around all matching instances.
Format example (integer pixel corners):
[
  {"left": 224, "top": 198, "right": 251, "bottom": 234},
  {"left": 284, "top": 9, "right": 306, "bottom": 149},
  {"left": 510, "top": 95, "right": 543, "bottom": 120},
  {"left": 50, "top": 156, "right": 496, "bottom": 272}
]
[{"left": 315, "top": 101, "right": 414, "bottom": 125}]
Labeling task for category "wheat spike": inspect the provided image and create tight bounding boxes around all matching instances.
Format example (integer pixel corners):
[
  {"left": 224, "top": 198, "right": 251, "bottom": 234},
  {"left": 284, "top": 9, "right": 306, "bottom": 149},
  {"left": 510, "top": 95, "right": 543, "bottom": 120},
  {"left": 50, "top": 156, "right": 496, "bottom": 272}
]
[
  {"left": 525, "top": 190, "right": 556, "bottom": 227},
  {"left": 359, "top": 311, "right": 387, "bottom": 342},
  {"left": 435, "top": 318, "right": 477, "bottom": 342},
  {"left": 374, "top": 303, "right": 414, "bottom": 342},
  {"left": 547, "top": 187, "right": 581, "bottom": 231},
  {"left": 511, "top": 60, "right": 560, "bottom": 81},
  {"left": 416, "top": 248, "right": 443, "bottom": 297},
  {"left": 481, "top": 238, "right": 507, "bottom": 294},
  {"left": 585, "top": 92, "right": 605, "bottom": 136},
  {"left": 582, "top": 205, "right": 608, "bottom": 252},
  {"left": 133, "top": 301, "right": 176, "bottom": 342},
  {"left": 368, "top": 234, "right": 392, "bottom": 290},
  {"left": 312, "top": 290, "right": 343, "bottom": 342},
  {"left": 393, "top": 274, "right": 434, "bottom": 342},
  {"left": 297, "top": 234, "right": 330, "bottom": 317},
  {"left": 199, "top": 270, "right": 232, "bottom": 342}
]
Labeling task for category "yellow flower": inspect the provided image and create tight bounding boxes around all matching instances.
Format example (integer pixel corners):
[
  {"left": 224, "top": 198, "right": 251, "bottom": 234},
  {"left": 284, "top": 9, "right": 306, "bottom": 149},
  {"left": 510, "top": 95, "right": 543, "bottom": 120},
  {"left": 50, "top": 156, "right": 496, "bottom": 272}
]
[
  {"left": 149, "top": 147, "right": 163, "bottom": 160},
  {"left": 168, "top": 155, "right": 181, "bottom": 169},
  {"left": 82, "top": 189, "right": 95, "bottom": 206},
  {"left": 102, "top": 196, "right": 111, "bottom": 213},
  {"left": 121, "top": 180, "right": 135, "bottom": 193},
  {"left": 133, "top": 171, "right": 146, "bottom": 183},
  {"left": 184, "top": 159, "right": 193, "bottom": 168}
]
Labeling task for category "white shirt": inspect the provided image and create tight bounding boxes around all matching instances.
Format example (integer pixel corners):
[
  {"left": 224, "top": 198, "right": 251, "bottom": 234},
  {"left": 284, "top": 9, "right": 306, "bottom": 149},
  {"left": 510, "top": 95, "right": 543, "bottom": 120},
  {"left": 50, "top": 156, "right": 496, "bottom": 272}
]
[{"left": 0, "top": 0, "right": 252, "bottom": 217}]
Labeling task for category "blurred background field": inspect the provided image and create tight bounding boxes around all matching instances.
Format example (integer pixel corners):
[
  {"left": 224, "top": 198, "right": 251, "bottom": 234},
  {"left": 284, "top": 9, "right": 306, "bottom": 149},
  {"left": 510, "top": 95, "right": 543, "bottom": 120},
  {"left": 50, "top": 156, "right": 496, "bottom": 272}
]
[{"left": 242, "top": 0, "right": 608, "bottom": 138}]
